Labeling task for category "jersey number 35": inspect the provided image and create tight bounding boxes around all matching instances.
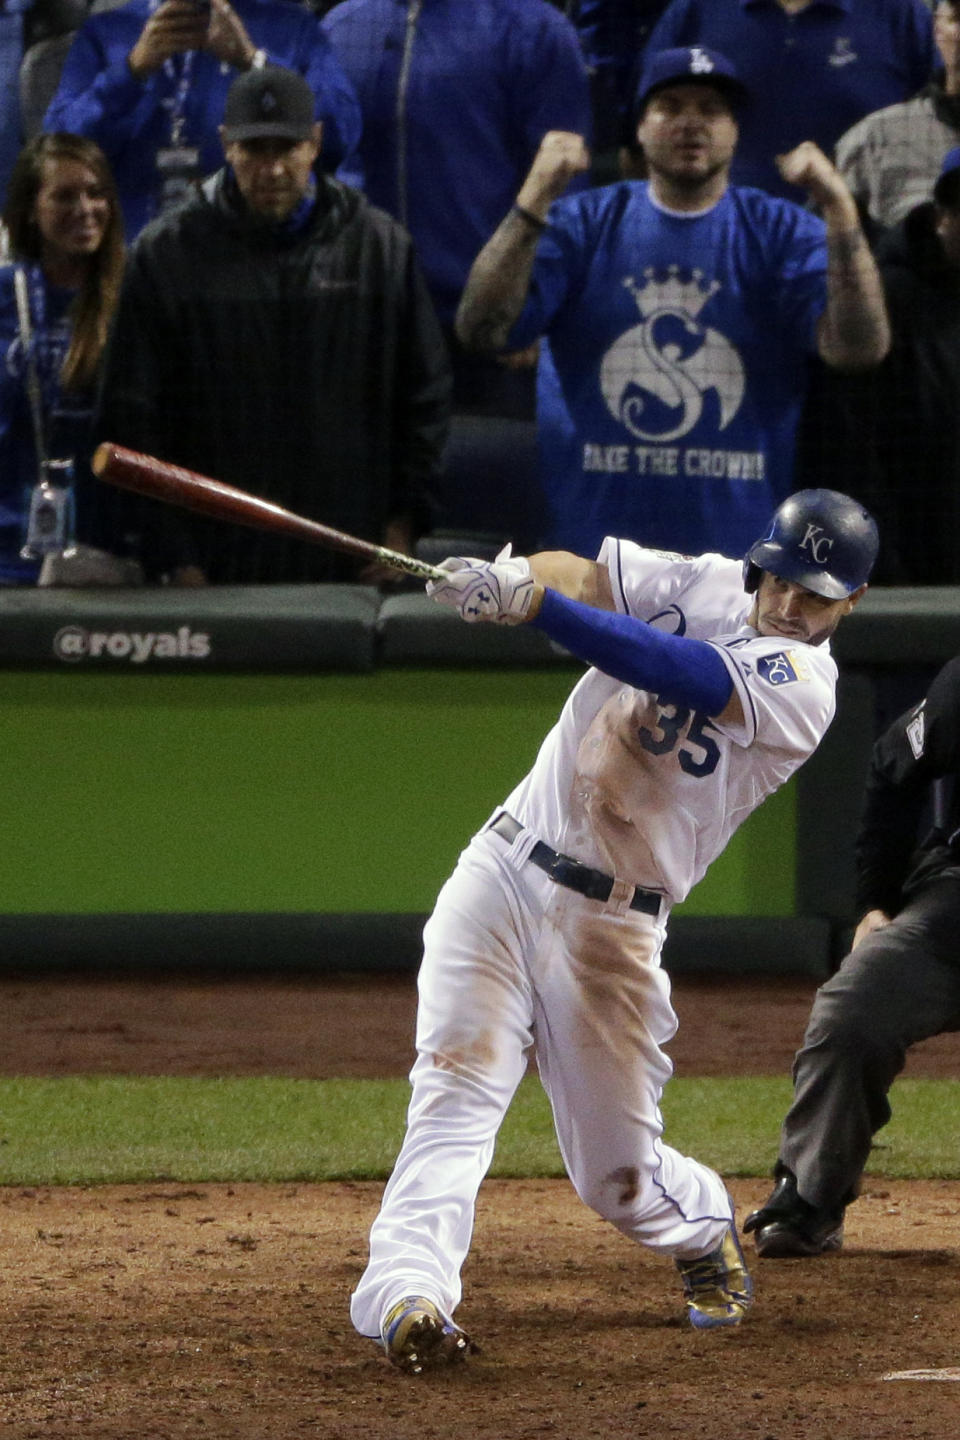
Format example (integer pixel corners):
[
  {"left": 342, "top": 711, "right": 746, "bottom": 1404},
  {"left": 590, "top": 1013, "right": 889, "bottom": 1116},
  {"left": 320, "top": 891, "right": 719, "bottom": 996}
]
[{"left": 637, "top": 703, "right": 721, "bottom": 778}]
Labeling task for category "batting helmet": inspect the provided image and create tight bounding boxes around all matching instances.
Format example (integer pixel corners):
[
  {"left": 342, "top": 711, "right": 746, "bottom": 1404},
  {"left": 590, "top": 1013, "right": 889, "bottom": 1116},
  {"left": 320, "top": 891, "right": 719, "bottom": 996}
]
[{"left": 743, "top": 489, "right": 879, "bottom": 600}]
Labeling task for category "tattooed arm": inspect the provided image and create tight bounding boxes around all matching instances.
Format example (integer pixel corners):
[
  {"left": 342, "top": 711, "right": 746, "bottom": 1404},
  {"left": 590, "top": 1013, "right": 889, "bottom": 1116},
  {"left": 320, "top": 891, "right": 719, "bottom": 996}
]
[
  {"left": 777, "top": 141, "right": 891, "bottom": 371},
  {"left": 455, "top": 130, "right": 590, "bottom": 353}
]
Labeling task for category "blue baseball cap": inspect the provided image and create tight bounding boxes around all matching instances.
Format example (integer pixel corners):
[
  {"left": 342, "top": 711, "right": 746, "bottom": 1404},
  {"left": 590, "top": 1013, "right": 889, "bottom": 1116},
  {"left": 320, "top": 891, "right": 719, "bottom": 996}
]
[
  {"left": 635, "top": 46, "right": 749, "bottom": 117},
  {"left": 933, "top": 145, "right": 960, "bottom": 207}
]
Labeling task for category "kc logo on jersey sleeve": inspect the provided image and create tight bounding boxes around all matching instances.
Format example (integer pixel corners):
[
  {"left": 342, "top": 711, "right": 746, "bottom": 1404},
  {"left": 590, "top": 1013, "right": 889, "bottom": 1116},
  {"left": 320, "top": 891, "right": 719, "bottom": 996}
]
[{"left": 758, "top": 650, "right": 810, "bottom": 687}]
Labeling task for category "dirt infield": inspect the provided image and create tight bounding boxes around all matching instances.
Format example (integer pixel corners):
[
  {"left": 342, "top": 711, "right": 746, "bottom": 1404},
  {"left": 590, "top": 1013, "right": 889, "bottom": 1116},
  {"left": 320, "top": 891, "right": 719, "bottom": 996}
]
[{"left": 1, "top": 972, "right": 959, "bottom": 1440}]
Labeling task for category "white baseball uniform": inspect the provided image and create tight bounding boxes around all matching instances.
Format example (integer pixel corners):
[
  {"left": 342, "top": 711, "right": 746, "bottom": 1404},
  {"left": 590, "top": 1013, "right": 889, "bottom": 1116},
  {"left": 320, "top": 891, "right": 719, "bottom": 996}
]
[{"left": 350, "top": 539, "right": 838, "bottom": 1338}]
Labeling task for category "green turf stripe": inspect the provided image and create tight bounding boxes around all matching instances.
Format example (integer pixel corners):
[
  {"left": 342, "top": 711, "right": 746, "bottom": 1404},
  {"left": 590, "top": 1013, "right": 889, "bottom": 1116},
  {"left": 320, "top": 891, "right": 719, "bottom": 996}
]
[{"left": 0, "top": 1075, "right": 956, "bottom": 1186}]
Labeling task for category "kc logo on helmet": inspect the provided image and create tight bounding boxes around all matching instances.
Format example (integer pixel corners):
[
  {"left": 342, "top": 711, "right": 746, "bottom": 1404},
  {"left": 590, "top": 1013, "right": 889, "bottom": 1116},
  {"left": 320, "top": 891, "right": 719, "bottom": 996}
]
[{"left": 800, "top": 523, "right": 834, "bottom": 565}]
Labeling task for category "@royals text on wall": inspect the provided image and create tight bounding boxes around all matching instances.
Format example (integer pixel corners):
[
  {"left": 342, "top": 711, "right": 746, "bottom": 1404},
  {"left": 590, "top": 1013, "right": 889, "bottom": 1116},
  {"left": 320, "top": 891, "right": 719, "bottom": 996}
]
[{"left": 53, "top": 625, "right": 212, "bottom": 664}]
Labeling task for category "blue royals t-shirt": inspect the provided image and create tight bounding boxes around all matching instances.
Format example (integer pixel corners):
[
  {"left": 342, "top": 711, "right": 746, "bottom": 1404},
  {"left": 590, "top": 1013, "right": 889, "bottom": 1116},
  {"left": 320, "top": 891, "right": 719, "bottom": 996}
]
[
  {"left": 509, "top": 180, "right": 834, "bottom": 561},
  {"left": 508, "top": 181, "right": 828, "bottom": 561}
]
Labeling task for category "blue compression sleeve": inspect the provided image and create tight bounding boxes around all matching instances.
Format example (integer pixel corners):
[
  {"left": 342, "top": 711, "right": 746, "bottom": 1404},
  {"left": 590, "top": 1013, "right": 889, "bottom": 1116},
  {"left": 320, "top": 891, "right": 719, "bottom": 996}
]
[{"left": 532, "top": 588, "right": 734, "bottom": 715}]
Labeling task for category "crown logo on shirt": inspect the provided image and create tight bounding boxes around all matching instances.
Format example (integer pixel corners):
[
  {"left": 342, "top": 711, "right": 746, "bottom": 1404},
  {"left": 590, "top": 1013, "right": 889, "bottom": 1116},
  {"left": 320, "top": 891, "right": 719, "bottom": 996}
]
[{"left": 623, "top": 267, "right": 721, "bottom": 319}]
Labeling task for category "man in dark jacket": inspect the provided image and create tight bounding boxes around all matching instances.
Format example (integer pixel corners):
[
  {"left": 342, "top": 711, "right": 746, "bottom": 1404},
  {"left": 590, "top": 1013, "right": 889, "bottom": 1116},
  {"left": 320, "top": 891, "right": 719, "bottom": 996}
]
[{"left": 96, "top": 64, "right": 451, "bottom": 583}]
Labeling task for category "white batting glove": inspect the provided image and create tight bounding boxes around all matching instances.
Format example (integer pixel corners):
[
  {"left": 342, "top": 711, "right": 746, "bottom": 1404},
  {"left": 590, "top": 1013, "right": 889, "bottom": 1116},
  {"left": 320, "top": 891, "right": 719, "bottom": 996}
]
[{"left": 426, "top": 544, "right": 535, "bottom": 624}]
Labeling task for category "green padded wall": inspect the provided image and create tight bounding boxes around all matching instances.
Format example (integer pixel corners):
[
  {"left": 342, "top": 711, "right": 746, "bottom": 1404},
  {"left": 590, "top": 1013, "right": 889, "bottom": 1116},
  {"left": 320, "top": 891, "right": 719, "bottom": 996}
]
[{"left": 0, "top": 668, "right": 795, "bottom": 917}]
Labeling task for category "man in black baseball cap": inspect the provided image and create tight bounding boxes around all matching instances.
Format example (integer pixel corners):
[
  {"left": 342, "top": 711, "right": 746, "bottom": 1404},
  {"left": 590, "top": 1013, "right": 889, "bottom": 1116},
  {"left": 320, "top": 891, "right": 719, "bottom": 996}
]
[
  {"left": 219, "top": 65, "right": 322, "bottom": 223},
  {"left": 95, "top": 61, "right": 449, "bottom": 585}
]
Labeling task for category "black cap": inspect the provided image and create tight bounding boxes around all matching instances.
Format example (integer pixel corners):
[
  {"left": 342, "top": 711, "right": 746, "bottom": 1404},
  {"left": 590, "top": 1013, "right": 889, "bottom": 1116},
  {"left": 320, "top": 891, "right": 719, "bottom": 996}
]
[{"left": 221, "top": 65, "right": 315, "bottom": 144}]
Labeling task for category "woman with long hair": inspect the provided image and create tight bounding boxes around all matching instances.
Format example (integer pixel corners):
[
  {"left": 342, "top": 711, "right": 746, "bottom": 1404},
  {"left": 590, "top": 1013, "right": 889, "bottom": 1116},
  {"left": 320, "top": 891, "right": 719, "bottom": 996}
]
[{"left": 0, "top": 132, "right": 125, "bottom": 581}]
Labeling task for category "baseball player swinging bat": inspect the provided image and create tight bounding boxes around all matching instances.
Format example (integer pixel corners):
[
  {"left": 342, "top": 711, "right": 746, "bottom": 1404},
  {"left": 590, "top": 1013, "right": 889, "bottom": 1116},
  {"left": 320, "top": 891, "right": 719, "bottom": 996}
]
[{"left": 91, "top": 442, "right": 448, "bottom": 582}]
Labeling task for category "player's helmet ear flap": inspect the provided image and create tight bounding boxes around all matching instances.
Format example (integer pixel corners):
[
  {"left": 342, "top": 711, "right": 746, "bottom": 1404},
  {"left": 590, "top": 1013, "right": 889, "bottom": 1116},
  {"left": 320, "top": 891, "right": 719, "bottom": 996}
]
[{"left": 742, "top": 489, "right": 879, "bottom": 601}]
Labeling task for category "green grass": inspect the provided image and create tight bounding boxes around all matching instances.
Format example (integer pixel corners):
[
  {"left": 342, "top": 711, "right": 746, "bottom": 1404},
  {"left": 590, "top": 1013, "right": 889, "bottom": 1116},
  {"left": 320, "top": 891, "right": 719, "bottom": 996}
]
[{"left": 0, "top": 1074, "right": 958, "bottom": 1187}]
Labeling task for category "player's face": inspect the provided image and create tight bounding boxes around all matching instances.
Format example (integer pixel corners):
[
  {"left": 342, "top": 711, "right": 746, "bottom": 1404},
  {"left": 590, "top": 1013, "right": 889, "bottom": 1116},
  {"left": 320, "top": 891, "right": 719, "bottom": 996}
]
[
  {"left": 32, "top": 157, "right": 110, "bottom": 270},
  {"left": 223, "top": 130, "right": 321, "bottom": 221},
  {"left": 636, "top": 84, "right": 738, "bottom": 194},
  {"left": 751, "top": 572, "right": 865, "bottom": 647}
]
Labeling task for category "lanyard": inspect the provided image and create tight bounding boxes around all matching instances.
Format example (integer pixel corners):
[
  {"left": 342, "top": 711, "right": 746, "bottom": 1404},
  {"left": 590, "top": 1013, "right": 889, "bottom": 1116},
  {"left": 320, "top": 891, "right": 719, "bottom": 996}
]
[
  {"left": 165, "top": 49, "right": 197, "bottom": 146},
  {"left": 12, "top": 266, "right": 75, "bottom": 446},
  {"left": 24, "top": 266, "right": 72, "bottom": 417},
  {"left": 12, "top": 265, "right": 48, "bottom": 467},
  {"left": 150, "top": 0, "right": 198, "bottom": 146}
]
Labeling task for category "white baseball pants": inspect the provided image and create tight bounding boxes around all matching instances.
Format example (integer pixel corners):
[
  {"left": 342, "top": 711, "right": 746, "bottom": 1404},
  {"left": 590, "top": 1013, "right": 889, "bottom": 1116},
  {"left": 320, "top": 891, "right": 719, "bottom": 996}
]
[{"left": 350, "top": 824, "right": 733, "bottom": 1338}]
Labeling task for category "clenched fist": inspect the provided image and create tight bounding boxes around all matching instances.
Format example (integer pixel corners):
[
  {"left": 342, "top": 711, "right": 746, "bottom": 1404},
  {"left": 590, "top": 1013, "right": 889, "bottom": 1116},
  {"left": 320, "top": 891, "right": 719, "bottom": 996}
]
[
  {"left": 515, "top": 131, "right": 591, "bottom": 220},
  {"left": 776, "top": 141, "right": 858, "bottom": 223}
]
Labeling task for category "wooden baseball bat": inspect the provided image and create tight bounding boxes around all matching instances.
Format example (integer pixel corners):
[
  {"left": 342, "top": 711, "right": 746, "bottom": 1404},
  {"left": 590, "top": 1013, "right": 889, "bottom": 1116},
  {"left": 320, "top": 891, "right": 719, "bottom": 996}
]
[{"left": 91, "top": 442, "right": 448, "bottom": 582}]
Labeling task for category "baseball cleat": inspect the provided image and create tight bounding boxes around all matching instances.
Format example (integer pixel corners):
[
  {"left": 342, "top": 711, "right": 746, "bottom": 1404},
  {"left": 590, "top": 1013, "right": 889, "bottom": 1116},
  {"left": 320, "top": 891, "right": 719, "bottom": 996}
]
[
  {"left": 380, "top": 1296, "right": 474, "bottom": 1374},
  {"left": 675, "top": 1218, "right": 754, "bottom": 1330},
  {"left": 743, "top": 1169, "right": 844, "bottom": 1258}
]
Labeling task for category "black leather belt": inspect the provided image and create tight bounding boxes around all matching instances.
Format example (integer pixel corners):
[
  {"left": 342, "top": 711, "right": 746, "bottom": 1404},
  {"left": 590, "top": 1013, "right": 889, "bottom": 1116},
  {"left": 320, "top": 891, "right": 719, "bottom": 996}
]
[{"left": 489, "top": 812, "right": 662, "bottom": 918}]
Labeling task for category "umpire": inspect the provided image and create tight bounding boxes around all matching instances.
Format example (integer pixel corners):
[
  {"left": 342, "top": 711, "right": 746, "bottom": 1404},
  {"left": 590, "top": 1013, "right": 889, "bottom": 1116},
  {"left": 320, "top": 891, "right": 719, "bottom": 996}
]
[{"left": 746, "top": 656, "right": 960, "bottom": 1257}]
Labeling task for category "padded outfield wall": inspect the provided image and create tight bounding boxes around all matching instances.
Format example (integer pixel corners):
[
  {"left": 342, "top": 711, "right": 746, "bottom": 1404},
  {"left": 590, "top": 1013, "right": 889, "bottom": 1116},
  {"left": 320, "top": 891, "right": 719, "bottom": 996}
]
[{"left": 0, "top": 584, "right": 956, "bottom": 977}]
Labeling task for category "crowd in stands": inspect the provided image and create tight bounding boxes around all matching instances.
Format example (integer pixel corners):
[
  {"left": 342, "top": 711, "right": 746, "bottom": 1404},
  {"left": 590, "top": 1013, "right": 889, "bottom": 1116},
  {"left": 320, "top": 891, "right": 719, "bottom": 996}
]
[{"left": 0, "top": 0, "right": 955, "bottom": 586}]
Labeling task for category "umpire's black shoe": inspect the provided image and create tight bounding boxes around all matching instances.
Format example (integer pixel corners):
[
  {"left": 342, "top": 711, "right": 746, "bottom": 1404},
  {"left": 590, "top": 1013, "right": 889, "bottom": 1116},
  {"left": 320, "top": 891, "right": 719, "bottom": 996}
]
[{"left": 743, "top": 1168, "right": 844, "bottom": 1258}]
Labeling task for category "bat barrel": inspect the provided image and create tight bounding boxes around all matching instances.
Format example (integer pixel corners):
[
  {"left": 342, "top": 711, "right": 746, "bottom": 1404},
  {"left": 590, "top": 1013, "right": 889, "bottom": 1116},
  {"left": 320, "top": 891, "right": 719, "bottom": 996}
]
[{"left": 92, "top": 443, "right": 448, "bottom": 581}]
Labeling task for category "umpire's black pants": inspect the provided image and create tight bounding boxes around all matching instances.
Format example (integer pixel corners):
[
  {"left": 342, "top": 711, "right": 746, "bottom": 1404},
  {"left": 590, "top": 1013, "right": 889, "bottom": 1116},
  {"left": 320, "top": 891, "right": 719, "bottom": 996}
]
[{"left": 779, "top": 876, "right": 960, "bottom": 1213}]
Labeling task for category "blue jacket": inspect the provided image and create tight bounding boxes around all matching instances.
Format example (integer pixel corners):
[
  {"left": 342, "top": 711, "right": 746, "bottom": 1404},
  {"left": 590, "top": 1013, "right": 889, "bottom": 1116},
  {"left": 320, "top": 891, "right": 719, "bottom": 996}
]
[
  {"left": 646, "top": 0, "right": 936, "bottom": 203},
  {"left": 323, "top": 0, "right": 592, "bottom": 327},
  {"left": 45, "top": 0, "right": 363, "bottom": 239},
  {"left": 0, "top": 1, "right": 31, "bottom": 211}
]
